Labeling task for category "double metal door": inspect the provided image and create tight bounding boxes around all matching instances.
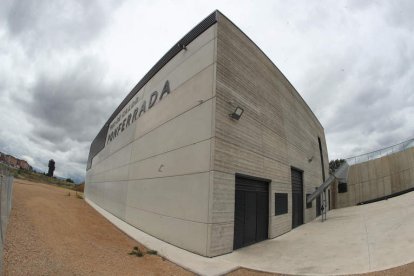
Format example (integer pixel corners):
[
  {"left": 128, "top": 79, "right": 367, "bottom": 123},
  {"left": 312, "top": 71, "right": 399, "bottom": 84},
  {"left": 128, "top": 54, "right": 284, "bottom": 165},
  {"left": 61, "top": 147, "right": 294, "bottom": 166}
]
[{"left": 233, "top": 176, "right": 269, "bottom": 250}]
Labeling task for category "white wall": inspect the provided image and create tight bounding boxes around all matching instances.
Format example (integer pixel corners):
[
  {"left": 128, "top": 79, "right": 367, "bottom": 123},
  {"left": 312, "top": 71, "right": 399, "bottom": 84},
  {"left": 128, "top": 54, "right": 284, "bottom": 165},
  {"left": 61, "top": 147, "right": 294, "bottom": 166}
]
[{"left": 86, "top": 24, "right": 217, "bottom": 256}]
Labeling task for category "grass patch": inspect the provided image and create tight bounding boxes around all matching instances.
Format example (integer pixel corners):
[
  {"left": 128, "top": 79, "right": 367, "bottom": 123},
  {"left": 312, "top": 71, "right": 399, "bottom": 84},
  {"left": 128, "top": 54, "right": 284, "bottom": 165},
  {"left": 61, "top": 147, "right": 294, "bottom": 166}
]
[
  {"left": 75, "top": 192, "right": 83, "bottom": 199},
  {"left": 128, "top": 246, "right": 157, "bottom": 257},
  {"left": 129, "top": 246, "right": 144, "bottom": 257},
  {"left": 146, "top": 249, "right": 157, "bottom": 255},
  {"left": 1, "top": 163, "right": 83, "bottom": 191}
]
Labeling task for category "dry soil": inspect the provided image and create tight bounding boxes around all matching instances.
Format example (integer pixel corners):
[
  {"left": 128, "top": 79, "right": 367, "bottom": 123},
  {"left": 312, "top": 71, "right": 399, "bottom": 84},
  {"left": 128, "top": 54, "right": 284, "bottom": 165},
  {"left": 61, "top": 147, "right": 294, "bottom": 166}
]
[
  {"left": 3, "top": 179, "right": 193, "bottom": 276},
  {"left": 4, "top": 179, "right": 414, "bottom": 276}
]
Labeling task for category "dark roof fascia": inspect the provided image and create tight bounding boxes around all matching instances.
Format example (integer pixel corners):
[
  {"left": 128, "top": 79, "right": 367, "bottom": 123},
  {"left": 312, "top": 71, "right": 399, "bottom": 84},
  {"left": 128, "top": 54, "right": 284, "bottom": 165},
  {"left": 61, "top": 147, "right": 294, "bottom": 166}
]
[{"left": 86, "top": 10, "right": 219, "bottom": 170}]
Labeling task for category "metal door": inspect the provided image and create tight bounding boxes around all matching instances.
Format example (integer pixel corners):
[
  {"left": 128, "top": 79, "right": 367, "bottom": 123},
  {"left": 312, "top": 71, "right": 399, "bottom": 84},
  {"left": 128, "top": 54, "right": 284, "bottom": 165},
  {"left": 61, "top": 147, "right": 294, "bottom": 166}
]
[
  {"left": 233, "top": 176, "right": 269, "bottom": 250},
  {"left": 291, "top": 168, "right": 304, "bottom": 229},
  {"left": 316, "top": 194, "right": 321, "bottom": 216}
]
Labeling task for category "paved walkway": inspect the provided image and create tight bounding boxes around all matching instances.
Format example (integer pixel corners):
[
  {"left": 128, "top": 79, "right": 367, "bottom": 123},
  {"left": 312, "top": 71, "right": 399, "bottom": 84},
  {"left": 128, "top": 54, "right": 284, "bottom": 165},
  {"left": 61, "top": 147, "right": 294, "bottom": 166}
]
[{"left": 89, "top": 191, "right": 414, "bottom": 276}]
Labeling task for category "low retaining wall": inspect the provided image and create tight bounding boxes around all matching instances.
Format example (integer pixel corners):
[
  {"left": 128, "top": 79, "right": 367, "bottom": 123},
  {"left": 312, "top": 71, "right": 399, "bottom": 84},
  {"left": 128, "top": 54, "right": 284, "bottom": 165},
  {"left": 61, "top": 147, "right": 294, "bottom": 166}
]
[{"left": 335, "top": 147, "right": 414, "bottom": 208}]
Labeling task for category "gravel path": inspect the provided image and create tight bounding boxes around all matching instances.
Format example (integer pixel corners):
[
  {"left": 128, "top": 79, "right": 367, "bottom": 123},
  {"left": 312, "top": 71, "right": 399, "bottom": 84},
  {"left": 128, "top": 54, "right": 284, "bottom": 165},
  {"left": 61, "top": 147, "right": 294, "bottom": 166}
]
[{"left": 3, "top": 179, "right": 193, "bottom": 276}]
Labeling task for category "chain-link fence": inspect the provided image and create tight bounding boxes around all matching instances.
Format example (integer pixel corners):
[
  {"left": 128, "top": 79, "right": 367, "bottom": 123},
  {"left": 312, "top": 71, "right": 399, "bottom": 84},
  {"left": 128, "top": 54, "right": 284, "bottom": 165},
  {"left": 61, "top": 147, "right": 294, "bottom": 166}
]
[{"left": 0, "top": 167, "right": 14, "bottom": 274}]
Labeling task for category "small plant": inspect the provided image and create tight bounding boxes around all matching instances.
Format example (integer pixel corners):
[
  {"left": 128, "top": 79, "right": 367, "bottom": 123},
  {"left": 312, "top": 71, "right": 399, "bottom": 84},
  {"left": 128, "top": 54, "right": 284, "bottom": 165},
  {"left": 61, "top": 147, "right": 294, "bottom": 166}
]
[
  {"left": 147, "top": 249, "right": 157, "bottom": 255},
  {"left": 75, "top": 192, "right": 83, "bottom": 199},
  {"left": 129, "top": 246, "right": 143, "bottom": 257}
]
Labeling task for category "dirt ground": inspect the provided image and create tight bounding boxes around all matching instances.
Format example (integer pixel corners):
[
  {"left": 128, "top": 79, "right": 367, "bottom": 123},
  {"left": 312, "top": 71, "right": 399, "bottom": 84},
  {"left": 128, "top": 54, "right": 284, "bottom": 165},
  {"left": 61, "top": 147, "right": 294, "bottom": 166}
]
[
  {"left": 5, "top": 179, "right": 414, "bottom": 276},
  {"left": 3, "top": 179, "right": 193, "bottom": 276}
]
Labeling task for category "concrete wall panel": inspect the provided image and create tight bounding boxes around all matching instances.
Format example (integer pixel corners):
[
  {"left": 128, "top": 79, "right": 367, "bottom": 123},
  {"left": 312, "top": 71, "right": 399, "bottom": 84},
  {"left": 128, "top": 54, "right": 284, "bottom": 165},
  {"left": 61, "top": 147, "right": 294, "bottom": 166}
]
[
  {"left": 86, "top": 22, "right": 217, "bottom": 257},
  {"left": 128, "top": 139, "right": 211, "bottom": 180},
  {"left": 336, "top": 147, "right": 414, "bottom": 208},
  {"left": 134, "top": 65, "right": 215, "bottom": 140},
  {"left": 126, "top": 172, "right": 210, "bottom": 223},
  {"left": 145, "top": 25, "right": 216, "bottom": 91},
  {"left": 207, "top": 222, "right": 234, "bottom": 257},
  {"left": 211, "top": 13, "right": 329, "bottom": 256},
  {"left": 130, "top": 98, "right": 213, "bottom": 163},
  {"left": 125, "top": 206, "right": 208, "bottom": 256},
  {"left": 208, "top": 171, "right": 235, "bottom": 224}
]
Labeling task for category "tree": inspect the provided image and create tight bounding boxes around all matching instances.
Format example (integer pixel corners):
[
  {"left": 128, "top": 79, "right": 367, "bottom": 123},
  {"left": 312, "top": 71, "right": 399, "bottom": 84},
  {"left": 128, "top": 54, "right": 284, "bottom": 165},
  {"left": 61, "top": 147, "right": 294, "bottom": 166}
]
[
  {"left": 66, "top": 178, "right": 74, "bottom": 183},
  {"left": 47, "top": 159, "right": 55, "bottom": 177},
  {"left": 329, "top": 159, "right": 345, "bottom": 174}
]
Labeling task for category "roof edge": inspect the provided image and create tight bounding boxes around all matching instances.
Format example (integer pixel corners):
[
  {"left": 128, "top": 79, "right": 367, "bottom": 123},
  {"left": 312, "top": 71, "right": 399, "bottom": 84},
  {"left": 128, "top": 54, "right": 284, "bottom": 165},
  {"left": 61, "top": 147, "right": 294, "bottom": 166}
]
[
  {"left": 215, "top": 11, "right": 324, "bottom": 130},
  {"left": 86, "top": 10, "right": 219, "bottom": 170}
]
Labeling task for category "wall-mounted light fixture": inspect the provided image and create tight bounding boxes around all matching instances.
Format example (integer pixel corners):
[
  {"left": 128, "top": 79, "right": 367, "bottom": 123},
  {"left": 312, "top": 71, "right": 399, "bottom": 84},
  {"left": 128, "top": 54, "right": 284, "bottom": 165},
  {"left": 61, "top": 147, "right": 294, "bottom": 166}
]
[{"left": 229, "top": 106, "right": 244, "bottom": 120}]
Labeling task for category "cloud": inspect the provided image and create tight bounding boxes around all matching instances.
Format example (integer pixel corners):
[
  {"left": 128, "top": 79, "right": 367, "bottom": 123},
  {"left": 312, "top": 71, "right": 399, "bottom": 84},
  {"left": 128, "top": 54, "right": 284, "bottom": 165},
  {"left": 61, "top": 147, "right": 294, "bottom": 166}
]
[
  {"left": 19, "top": 56, "right": 122, "bottom": 143},
  {"left": 0, "top": 0, "right": 413, "bottom": 182},
  {"left": 0, "top": 0, "right": 126, "bottom": 181},
  {"left": 5, "top": 0, "right": 121, "bottom": 55},
  {"left": 2, "top": 54, "right": 127, "bottom": 180},
  {"left": 261, "top": 1, "right": 414, "bottom": 160}
]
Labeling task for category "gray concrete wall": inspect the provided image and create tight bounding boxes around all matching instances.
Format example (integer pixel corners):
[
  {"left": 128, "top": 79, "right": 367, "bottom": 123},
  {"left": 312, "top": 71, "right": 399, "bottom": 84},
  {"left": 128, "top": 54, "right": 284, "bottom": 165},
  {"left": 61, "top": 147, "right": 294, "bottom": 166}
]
[
  {"left": 208, "top": 13, "right": 329, "bottom": 256},
  {"left": 86, "top": 24, "right": 217, "bottom": 256},
  {"left": 335, "top": 147, "right": 414, "bottom": 208},
  {"left": 86, "top": 12, "right": 329, "bottom": 258}
]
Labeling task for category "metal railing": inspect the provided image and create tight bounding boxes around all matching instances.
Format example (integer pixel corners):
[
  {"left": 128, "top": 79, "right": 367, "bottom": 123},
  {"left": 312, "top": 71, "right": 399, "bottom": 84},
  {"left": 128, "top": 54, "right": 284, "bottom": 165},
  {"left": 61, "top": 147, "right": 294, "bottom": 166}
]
[
  {"left": 0, "top": 168, "right": 13, "bottom": 274},
  {"left": 345, "top": 137, "right": 414, "bottom": 166}
]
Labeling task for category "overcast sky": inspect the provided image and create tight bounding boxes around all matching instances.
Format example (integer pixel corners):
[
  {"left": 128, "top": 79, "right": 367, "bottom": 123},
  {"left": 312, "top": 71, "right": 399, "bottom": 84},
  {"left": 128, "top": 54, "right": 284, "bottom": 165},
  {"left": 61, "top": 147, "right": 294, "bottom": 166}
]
[{"left": 1, "top": 0, "right": 413, "bottom": 182}]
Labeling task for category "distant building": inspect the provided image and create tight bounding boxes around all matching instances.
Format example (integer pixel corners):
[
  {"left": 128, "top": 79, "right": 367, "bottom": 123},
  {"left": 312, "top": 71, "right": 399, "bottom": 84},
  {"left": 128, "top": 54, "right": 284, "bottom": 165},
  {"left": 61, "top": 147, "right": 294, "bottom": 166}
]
[
  {"left": 17, "top": 159, "right": 31, "bottom": 170},
  {"left": 4, "top": 155, "right": 18, "bottom": 167},
  {"left": 0, "top": 151, "right": 32, "bottom": 170}
]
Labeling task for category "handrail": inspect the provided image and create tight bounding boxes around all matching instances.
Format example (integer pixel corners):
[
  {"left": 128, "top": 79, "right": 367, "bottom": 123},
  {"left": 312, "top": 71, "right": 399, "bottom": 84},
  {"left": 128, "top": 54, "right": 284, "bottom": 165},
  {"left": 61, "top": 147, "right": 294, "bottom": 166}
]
[
  {"left": 307, "top": 161, "right": 349, "bottom": 204},
  {"left": 344, "top": 137, "right": 414, "bottom": 166}
]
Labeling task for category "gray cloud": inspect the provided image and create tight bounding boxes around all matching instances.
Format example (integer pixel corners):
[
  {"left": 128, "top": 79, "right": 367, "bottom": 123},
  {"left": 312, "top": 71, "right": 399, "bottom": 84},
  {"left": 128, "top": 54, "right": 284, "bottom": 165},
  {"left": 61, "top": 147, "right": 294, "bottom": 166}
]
[
  {"left": 270, "top": 1, "right": 414, "bottom": 160},
  {"left": 1, "top": 0, "right": 413, "bottom": 182},
  {"left": 18, "top": 57, "right": 122, "bottom": 144},
  {"left": 0, "top": 0, "right": 126, "bottom": 181},
  {"left": 5, "top": 0, "right": 120, "bottom": 55}
]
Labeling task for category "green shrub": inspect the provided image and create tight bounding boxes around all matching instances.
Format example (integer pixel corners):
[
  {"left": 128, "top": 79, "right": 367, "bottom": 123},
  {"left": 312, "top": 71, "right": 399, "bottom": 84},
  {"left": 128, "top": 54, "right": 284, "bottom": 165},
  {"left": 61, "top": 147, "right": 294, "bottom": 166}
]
[
  {"left": 147, "top": 249, "right": 157, "bottom": 255},
  {"left": 129, "top": 246, "right": 143, "bottom": 257}
]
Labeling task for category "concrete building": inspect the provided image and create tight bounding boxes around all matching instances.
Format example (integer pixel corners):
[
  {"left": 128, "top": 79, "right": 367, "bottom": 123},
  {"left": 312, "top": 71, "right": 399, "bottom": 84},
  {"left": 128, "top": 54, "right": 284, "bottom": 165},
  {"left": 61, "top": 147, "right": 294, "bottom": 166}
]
[
  {"left": 0, "top": 152, "right": 31, "bottom": 170},
  {"left": 333, "top": 140, "right": 414, "bottom": 209},
  {"left": 0, "top": 153, "right": 18, "bottom": 168},
  {"left": 85, "top": 10, "right": 329, "bottom": 257},
  {"left": 17, "top": 159, "right": 31, "bottom": 170}
]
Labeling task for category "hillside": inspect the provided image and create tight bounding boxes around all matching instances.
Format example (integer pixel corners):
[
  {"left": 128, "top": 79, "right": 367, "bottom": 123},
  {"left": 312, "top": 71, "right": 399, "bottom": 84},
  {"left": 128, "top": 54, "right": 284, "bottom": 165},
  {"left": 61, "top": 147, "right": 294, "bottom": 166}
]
[{"left": 0, "top": 163, "right": 82, "bottom": 191}]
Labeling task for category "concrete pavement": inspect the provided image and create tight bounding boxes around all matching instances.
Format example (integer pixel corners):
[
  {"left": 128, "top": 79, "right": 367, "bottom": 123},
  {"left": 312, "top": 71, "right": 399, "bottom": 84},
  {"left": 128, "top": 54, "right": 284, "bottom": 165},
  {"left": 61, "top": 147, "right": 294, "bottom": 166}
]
[{"left": 87, "top": 191, "right": 414, "bottom": 275}]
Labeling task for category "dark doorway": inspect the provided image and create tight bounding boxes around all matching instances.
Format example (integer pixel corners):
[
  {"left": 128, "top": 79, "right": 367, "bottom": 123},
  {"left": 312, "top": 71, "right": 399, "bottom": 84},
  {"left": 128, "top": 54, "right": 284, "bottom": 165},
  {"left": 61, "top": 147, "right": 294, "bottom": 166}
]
[
  {"left": 233, "top": 175, "right": 269, "bottom": 250},
  {"left": 328, "top": 190, "right": 331, "bottom": 210},
  {"left": 291, "top": 168, "right": 304, "bottom": 229},
  {"left": 316, "top": 194, "right": 321, "bottom": 216}
]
